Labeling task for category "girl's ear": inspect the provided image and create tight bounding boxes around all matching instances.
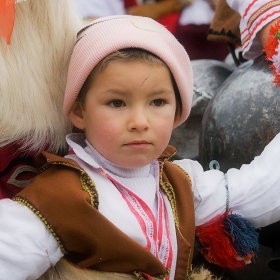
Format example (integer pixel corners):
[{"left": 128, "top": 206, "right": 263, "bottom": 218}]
[{"left": 68, "top": 101, "right": 85, "bottom": 130}]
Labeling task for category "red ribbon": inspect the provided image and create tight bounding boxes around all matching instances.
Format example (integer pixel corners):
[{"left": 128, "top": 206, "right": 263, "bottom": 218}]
[{"left": 0, "top": 0, "right": 15, "bottom": 44}]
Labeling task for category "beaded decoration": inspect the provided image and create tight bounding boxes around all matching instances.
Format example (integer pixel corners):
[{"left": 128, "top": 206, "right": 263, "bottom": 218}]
[{"left": 264, "top": 19, "right": 280, "bottom": 87}]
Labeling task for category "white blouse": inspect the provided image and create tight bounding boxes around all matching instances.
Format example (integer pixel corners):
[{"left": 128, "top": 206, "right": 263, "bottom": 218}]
[{"left": 1, "top": 132, "right": 280, "bottom": 279}]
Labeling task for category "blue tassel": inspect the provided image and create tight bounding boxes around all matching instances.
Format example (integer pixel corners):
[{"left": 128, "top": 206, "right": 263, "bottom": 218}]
[{"left": 224, "top": 213, "right": 259, "bottom": 258}]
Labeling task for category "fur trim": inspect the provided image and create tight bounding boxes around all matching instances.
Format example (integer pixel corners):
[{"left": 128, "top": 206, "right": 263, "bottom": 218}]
[
  {"left": 39, "top": 259, "right": 221, "bottom": 280},
  {"left": 0, "top": 0, "right": 82, "bottom": 153},
  {"left": 189, "top": 266, "right": 221, "bottom": 280}
]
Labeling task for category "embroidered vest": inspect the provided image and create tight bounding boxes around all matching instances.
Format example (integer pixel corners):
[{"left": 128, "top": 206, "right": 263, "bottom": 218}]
[{"left": 13, "top": 146, "right": 195, "bottom": 280}]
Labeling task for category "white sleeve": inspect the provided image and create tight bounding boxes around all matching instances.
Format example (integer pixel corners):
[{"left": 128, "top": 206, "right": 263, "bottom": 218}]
[
  {"left": 0, "top": 199, "right": 63, "bottom": 280},
  {"left": 226, "top": 0, "right": 280, "bottom": 59},
  {"left": 174, "top": 132, "right": 280, "bottom": 228}
]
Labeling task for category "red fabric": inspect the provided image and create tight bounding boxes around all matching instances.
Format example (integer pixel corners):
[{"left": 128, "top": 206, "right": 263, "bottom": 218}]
[
  {"left": 0, "top": 143, "right": 38, "bottom": 199},
  {"left": 196, "top": 211, "right": 240, "bottom": 268},
  {"left": 124, "top": 0, "right": 137, "bottom": 9},
  {"left": 123, "top": 0, "right": 180, "bottom": 34},
  {"left": 174, "top": 24, "right": 229, "bottom": 60},
  {"left": 196, "top": 210, "right": 254, "bottom": 268},
  {"left": 157, "top": 12, "right": 180, "bottom": 34},
  {"left": 0, "top": 0, "right": 15, "bottom": 44}
]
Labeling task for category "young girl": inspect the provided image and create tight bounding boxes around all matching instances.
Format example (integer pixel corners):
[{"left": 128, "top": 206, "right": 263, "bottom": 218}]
[{"left": 0, "top": 15, "right": 280, "bottom": 280}]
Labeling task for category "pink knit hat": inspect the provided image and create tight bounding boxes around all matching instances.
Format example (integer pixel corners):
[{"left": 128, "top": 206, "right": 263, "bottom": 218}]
[{"left": 63, "top": 15, "right": 193, "bottom": 127}]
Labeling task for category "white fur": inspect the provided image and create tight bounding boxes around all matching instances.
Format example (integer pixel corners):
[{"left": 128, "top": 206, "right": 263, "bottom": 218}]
[
  {"left": 0, "top": 0, "right": 83, "bottom": 153},
  {"left": 39, "top": 258, "right": 221, "bottom": 280}
]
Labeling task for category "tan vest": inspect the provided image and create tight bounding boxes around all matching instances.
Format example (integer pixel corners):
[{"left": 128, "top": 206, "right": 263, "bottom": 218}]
[{"left": 13, "top": 146, "right": 195, "bottom": 280}]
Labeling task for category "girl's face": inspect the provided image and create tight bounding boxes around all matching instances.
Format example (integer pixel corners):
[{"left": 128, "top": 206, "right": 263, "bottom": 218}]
[{"left": 69, "top": 60, "right": 177, "bottom": 169}]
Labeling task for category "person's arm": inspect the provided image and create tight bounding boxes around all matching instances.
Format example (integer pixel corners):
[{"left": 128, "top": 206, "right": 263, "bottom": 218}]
[
  {"left": 126, "top": 0, "right": 192, "bottom": 20},
  {"left": 226, "top": 0, "right": 280, "bottom": 59},
  {"left": 175, "top": 132, "right": 280, "bottom": 228},
  {"left": 257, "top": 17, "right": 280, "bottom": 46},
  {"left": 0, "top": 199, "right": 63, "bottom": 279},
  {"left": 175, "top": 132, "right": 280, "bottom": 268}
]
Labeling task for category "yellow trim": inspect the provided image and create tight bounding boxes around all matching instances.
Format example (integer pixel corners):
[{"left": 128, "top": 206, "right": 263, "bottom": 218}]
[
  {"left": 13, "top": 160, "right": 100, "bottom": 256},
  {"left": 174, "top": 164, "right": 192, "bottom": 189},
  {"left": 12, "top": 196, "right": 67, "bottom": 254},
  {"left": 133, "top": 269, "right": 170, "bottom": 280},
  {"left": 159, "top": 157, "right": 193, "bottom": 274},
  {"left": 80, "top": 173, "right": 99, "bottom": 208},
  {"left": 50, "top": 161, "right": 99, "bottom": 208}
]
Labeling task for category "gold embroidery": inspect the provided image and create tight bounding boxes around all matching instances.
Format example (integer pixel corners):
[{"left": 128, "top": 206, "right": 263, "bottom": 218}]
[
  {"left": 154, "top": 268, "right": 170, "bottom": 279},
  {"left": 133, "top": 269, "right": 169, "bottom": 280},
  {"left": 50, "top": 161, "right": 99, "bottom": 209},
  {"left": 159, "top": 158, "right": 193, "bottom": 274},
  {"left": 13, "top": 160, "right": 100, "bottom": 256},
  {"left": 174, "top": 164, "right": 192, "bottom": 189},
  {"left": 174, "top": 165, "right": 193, "bottom": 275},
  {"left": 12, "top": 196, "right": 67, "bottom": 255},
  {"left": 80, "top": 172, "right": 99, "bottom": 209},
  {"left": 241, "top": 33, "right": 250, "bottom": 46},
  {"left": 39, "top": 162, "right": 51, "bottom": 173}
]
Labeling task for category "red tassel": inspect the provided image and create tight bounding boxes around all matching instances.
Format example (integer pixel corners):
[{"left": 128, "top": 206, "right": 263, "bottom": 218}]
[
  {"left": 196, "top": 211, "right": 250, "bottom": 268},
  {"left": 0, "top": 0, "right": 15, "bottom": 44}
]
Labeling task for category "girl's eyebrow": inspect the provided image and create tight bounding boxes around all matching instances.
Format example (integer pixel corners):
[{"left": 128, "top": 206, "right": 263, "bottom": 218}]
[
  {"left": 146, "top": 89, "right": 175, "bottom": 97},
  {"left": 101, "top": 88, "right": 174, "bottom": 96},
  {"left": 101, "top": 89, "right": 127, "bottom": 95}
]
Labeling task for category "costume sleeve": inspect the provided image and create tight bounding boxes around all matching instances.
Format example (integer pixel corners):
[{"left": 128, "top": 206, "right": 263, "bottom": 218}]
[
  {"left": 174, "top": 132, "right": 280, "bottom": 268},
  {"left": 0, "top": 199, "right": 63, "bottom": 280},
  {"left": 226, "top": 0, "right": 280, "bottom": 59},
  {"left": 175, "top": 132, "right": 280, "bottom": 228}
]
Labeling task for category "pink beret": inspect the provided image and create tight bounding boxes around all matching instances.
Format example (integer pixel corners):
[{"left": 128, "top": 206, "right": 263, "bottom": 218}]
[{"left": 63, "top": 15, "right": 193, "bottom": 127}]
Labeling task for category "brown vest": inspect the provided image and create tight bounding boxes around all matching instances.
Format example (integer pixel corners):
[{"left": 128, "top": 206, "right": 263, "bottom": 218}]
[{"left": 13, "top": 146, "right": 195, "bottom": 280}]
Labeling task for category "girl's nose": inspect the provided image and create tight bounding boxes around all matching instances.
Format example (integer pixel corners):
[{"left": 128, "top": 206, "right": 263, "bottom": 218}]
[{"left": 127, "top": 108, "right": 150, "bottom": 132}]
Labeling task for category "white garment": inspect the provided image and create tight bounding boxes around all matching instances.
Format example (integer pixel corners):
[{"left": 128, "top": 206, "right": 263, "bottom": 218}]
[
  {"left": 226, "top": 0, "right": 280, "bottom": 59},
  {"left": 179, "top": 0, "right": 214, "bottom": 26},
  {"left": 0, "top": 200, "right": 63, "bottom": 280},
  {"left": 71, "top": 0, "right": 125, "bottom": 19},
  {"left": 66, "top": 135, "right": 178, "bottom": 280},
  {"left": 1, "top": 132, "right": 280, "bottom": 279}
]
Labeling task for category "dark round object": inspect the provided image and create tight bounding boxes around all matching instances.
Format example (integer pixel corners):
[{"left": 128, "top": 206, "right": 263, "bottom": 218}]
[
  {"left": 190, "top": 59, "right": 234, "bottom": 117},
  {"left": 199, "top": 54, "right": 280, "bottom": 172},
  {"left": 198, "top": 54, "right": 280, "bottom": 276},
  {"left": 170, "top": 59, "right": 233, "bottom": 160}
]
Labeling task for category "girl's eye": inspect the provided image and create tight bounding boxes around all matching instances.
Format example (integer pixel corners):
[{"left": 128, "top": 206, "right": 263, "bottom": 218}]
[
  {"left": 151, "top": 99, "right": 165, "bottom": 106},
  {"left": 109, "top": 100, "right": 125, "bottom": 108}
]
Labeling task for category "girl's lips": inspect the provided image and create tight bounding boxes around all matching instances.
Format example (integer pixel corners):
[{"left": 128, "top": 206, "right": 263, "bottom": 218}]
[
  {"left": 126, "top": 140, "right": 149, "bottom": 145},
  {"left": 124, "top": 141, "right": 151, "bottom": 149}
]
